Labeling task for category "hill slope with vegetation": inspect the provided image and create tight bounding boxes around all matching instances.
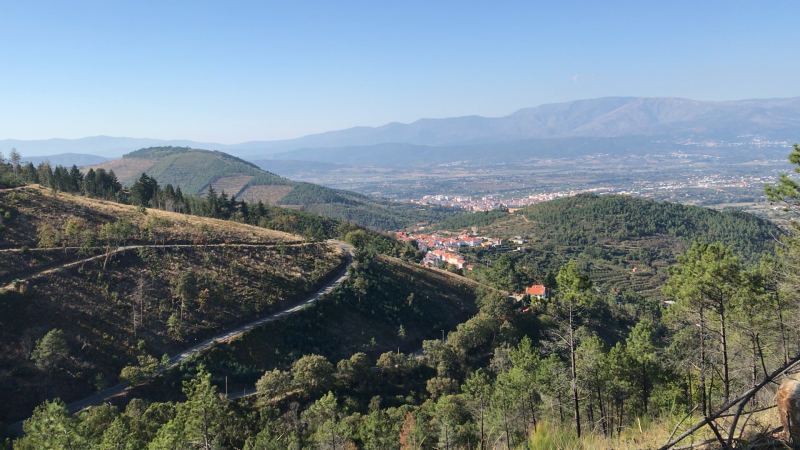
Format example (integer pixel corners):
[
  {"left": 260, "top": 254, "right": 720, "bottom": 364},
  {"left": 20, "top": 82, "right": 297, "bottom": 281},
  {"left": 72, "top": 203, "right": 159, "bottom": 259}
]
[
  {"left": 86, "top": 146, "right": 455, "bottom": 230},
  {"left": 0, "top": 187, "right": 347, "bottom": 423},
  {"left": 9, "top": 152, "right": 800, "bottom": 450},
  {"left": 434, "top": 193, "right": 782, "bottom": 301}
]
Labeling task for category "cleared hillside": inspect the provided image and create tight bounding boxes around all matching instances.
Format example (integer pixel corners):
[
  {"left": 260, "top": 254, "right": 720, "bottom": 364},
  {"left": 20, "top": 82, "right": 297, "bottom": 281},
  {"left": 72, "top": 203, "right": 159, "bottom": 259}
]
[
  {"left": 85, "top": 146, "right": 455, "bottom": 230},
  {"left": 116, "top": 253, "right": 482, "bottom": 407},
  {"left": 0, "top": 188, "right": 346, "bottom": 423}
]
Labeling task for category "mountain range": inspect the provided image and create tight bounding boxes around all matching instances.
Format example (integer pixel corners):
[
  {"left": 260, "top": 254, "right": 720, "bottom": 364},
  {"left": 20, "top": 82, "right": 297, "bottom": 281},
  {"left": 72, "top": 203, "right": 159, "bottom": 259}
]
[{"left": 4, "top": 96, "right": 800, "bottom": 161}]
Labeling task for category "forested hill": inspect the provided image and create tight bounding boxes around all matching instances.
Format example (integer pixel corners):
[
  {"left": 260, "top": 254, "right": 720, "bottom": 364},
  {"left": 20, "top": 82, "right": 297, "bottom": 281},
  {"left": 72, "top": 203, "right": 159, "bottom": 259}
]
[
  {"left": 433, "top": 194, "right": 783, "bottom": 301},
  {"left": 440, "top": 194, "right": 781, "bottom": 262},
  {"left": 515, "top": 194, "right": 780, "bottom": 261},
  {"left": 86, "top": 146, "right": 455, "bottom": 230}
]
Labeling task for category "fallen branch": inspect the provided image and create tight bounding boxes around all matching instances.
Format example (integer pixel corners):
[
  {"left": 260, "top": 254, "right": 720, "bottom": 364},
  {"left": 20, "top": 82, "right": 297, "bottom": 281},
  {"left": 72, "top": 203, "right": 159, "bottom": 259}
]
[
  {"left": 706, "top": 419, "right": 726, "bottom": 448},
  {"left": 667, "top": 404, "right": 700, "bottom": 444},
  {"left": 717, "top": 404, "right": 776, "bottom": 418},
  {"left": 658, "top": 355, "right": 800, "bottom": 450},
  {"left": 671, "top": 438, "right": 716, "bottom": 450}
]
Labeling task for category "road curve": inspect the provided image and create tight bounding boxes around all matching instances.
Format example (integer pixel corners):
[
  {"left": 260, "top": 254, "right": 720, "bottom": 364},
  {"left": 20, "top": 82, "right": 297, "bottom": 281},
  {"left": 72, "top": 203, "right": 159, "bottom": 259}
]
[{"left": 10, "top": 240, "right": 354, "bottom": 433}]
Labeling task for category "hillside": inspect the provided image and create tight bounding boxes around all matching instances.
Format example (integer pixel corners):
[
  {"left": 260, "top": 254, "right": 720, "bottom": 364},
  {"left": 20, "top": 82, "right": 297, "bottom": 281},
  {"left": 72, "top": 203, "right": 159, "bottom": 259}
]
[
  {"left": 9, "top": 191, "right": 797, "bottom": 449},
  {"left": 85, "top": 146, "right": 455, "bottom": 230},
  {"left": 117, "top": 254, "right": 483, "bottom": 406},
  {"left": 433, "top": 194, "right": 782, "bottom": 300},
  {"left": 0, "top": 187, "right": 347, "bottom": 423}
]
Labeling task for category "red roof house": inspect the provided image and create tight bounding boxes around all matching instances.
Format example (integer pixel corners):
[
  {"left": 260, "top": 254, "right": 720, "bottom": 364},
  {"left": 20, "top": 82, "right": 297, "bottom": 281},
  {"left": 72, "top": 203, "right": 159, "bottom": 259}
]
[{"left": 526, "top": 285, "right": 548, "bottom": 299}]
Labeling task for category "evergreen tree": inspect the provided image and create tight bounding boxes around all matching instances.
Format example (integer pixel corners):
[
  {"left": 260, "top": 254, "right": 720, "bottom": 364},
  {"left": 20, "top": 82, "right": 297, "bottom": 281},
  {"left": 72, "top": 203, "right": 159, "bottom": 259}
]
[
  {"left": 31, "top": 329, "right": 69, "bottom": 374},
  {"left": 552, "top": 260, "right": 593, "bottom": 437},
  {"left": 15, "top": 399, "right": 85, "bottom": 450},
  {"left": 148, "top": 369, "right": 226, "bottom": 450}
]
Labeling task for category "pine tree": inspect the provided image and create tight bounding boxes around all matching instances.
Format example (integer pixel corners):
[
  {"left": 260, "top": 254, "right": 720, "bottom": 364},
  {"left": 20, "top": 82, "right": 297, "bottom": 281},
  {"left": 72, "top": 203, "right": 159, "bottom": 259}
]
[{"left": 552, "top": 260, "right": 593, "bottom": 437}]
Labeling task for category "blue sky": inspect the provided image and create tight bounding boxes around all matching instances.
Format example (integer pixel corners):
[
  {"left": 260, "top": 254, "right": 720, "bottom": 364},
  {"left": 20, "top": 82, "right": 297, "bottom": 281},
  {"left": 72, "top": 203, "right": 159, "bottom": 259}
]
[{"left": 1, "top": 1, "right": 798, "bottom": 143}]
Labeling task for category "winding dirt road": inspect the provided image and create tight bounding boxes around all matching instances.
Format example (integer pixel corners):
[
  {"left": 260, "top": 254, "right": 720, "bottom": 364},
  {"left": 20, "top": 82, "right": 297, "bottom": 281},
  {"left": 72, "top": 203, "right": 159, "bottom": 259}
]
[{"left": 9, "top": 240, "right": 353, "bottom": 433}]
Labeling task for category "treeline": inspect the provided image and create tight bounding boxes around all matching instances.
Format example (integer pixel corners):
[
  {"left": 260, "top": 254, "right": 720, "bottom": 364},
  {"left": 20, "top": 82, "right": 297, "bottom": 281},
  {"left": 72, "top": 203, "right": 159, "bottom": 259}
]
[
  {"left": 0, "top": 154, "right": 124, "bottom": 200},
  {"left": 4, "top": 151, "right": 432, "bottom": 247},
  {"left": 10, "top": 157, "right": 344, "bottom": 240},
  {"left": 4, "top": 149, "right": 435, "bottom": 248}
]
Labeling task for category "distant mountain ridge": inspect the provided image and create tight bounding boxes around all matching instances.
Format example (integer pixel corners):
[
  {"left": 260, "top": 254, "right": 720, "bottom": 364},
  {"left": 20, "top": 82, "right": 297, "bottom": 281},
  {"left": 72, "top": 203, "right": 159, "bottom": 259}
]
[
  {"left": 302, "top": 96, "right": 800, "bottom": 146},
  {"left": 18, "top": 153, "right": 112, "bottom": 167},
  {"left": 4, "top": 96, "right": 800, "bottom": 159}
]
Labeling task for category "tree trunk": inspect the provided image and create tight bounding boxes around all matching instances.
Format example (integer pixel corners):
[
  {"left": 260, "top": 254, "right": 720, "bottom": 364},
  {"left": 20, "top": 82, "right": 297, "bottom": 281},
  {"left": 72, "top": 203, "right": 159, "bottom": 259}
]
[
  {"left": 520, "top": 397, "right": 528, "bottom": 436},
  {"left": 642, "top": 362, "right": 649, "bottom": 414},
  {"left": 502, "top": 392, "right": 512, "bottom": 450},
  {"left": 719, "top": 307, "right": 730, "bottom": 404},
  {"left": 776, "top": 291, "right": 789, "bottom": 365},
  {"left": 597, "top": 385, "right": 608, "bottom": 437},
  {"left": 529, "top": 393, "right": 538, "bottom": 429},
  {"left": 700, "top": 307, "right": 708, "bottom": 416},
  {"left": 569, "top": 306, "right": 582, "bottom": 437},
  {"left": 479, "top": 402, "right": 485, "bottom": 450}
]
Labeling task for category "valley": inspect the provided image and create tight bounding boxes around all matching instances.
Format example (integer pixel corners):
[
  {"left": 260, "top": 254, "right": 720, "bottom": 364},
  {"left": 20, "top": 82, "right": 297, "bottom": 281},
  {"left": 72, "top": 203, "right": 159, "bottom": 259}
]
[
  {"left": 2, "top": 145, "right": 798, "bottom": 449},
  {"left": 264, "top": 147, "right": 792, "bottom": 224}
]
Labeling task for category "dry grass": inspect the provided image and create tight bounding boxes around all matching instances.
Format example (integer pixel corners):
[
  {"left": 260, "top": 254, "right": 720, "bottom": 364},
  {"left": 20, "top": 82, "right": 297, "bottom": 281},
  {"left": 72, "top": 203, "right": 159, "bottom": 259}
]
[
  {"left": 0, "top": 187, "right": 303, "bottom": 282},
  {"left": 0, "top": 240, "right": 345, "bottom": 423},
  {"left": 525, "top": 407, "right": 786, "bottom": 450},
  {"left": 18, "top": 186, "right": 301, "bottom": 244}
]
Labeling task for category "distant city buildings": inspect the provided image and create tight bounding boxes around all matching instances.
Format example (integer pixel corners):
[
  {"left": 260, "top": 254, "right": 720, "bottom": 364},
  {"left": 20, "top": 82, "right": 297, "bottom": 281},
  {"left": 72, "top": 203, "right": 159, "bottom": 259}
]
[
  {"left": 407, "top": 188, "right": 619, "bottom": 211},
  {"left": 402, "top": 170, "right": 779, "bottom": 213},
  {"left": 396, "top": 231, "right": 503, "bottom": 270}
]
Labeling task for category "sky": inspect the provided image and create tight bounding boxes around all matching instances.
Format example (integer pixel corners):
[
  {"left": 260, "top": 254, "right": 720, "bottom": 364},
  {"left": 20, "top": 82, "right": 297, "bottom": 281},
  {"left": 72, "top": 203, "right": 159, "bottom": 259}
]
[{"left": 1, "top": 1, "right": 799, "bottom": 143}]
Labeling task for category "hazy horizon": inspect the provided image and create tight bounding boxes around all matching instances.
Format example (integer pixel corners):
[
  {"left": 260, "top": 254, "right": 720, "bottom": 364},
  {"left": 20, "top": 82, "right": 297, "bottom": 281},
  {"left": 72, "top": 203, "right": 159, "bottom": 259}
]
[{"left": 2, "top": 1, "right": 799, "bottom": 143}]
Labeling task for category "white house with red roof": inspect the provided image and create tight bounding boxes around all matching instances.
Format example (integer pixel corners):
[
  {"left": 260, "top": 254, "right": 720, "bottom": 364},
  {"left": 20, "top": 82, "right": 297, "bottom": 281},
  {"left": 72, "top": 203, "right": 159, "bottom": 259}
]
[{"left": 525, "top": 284, "right": 548, "bottom": 300}]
